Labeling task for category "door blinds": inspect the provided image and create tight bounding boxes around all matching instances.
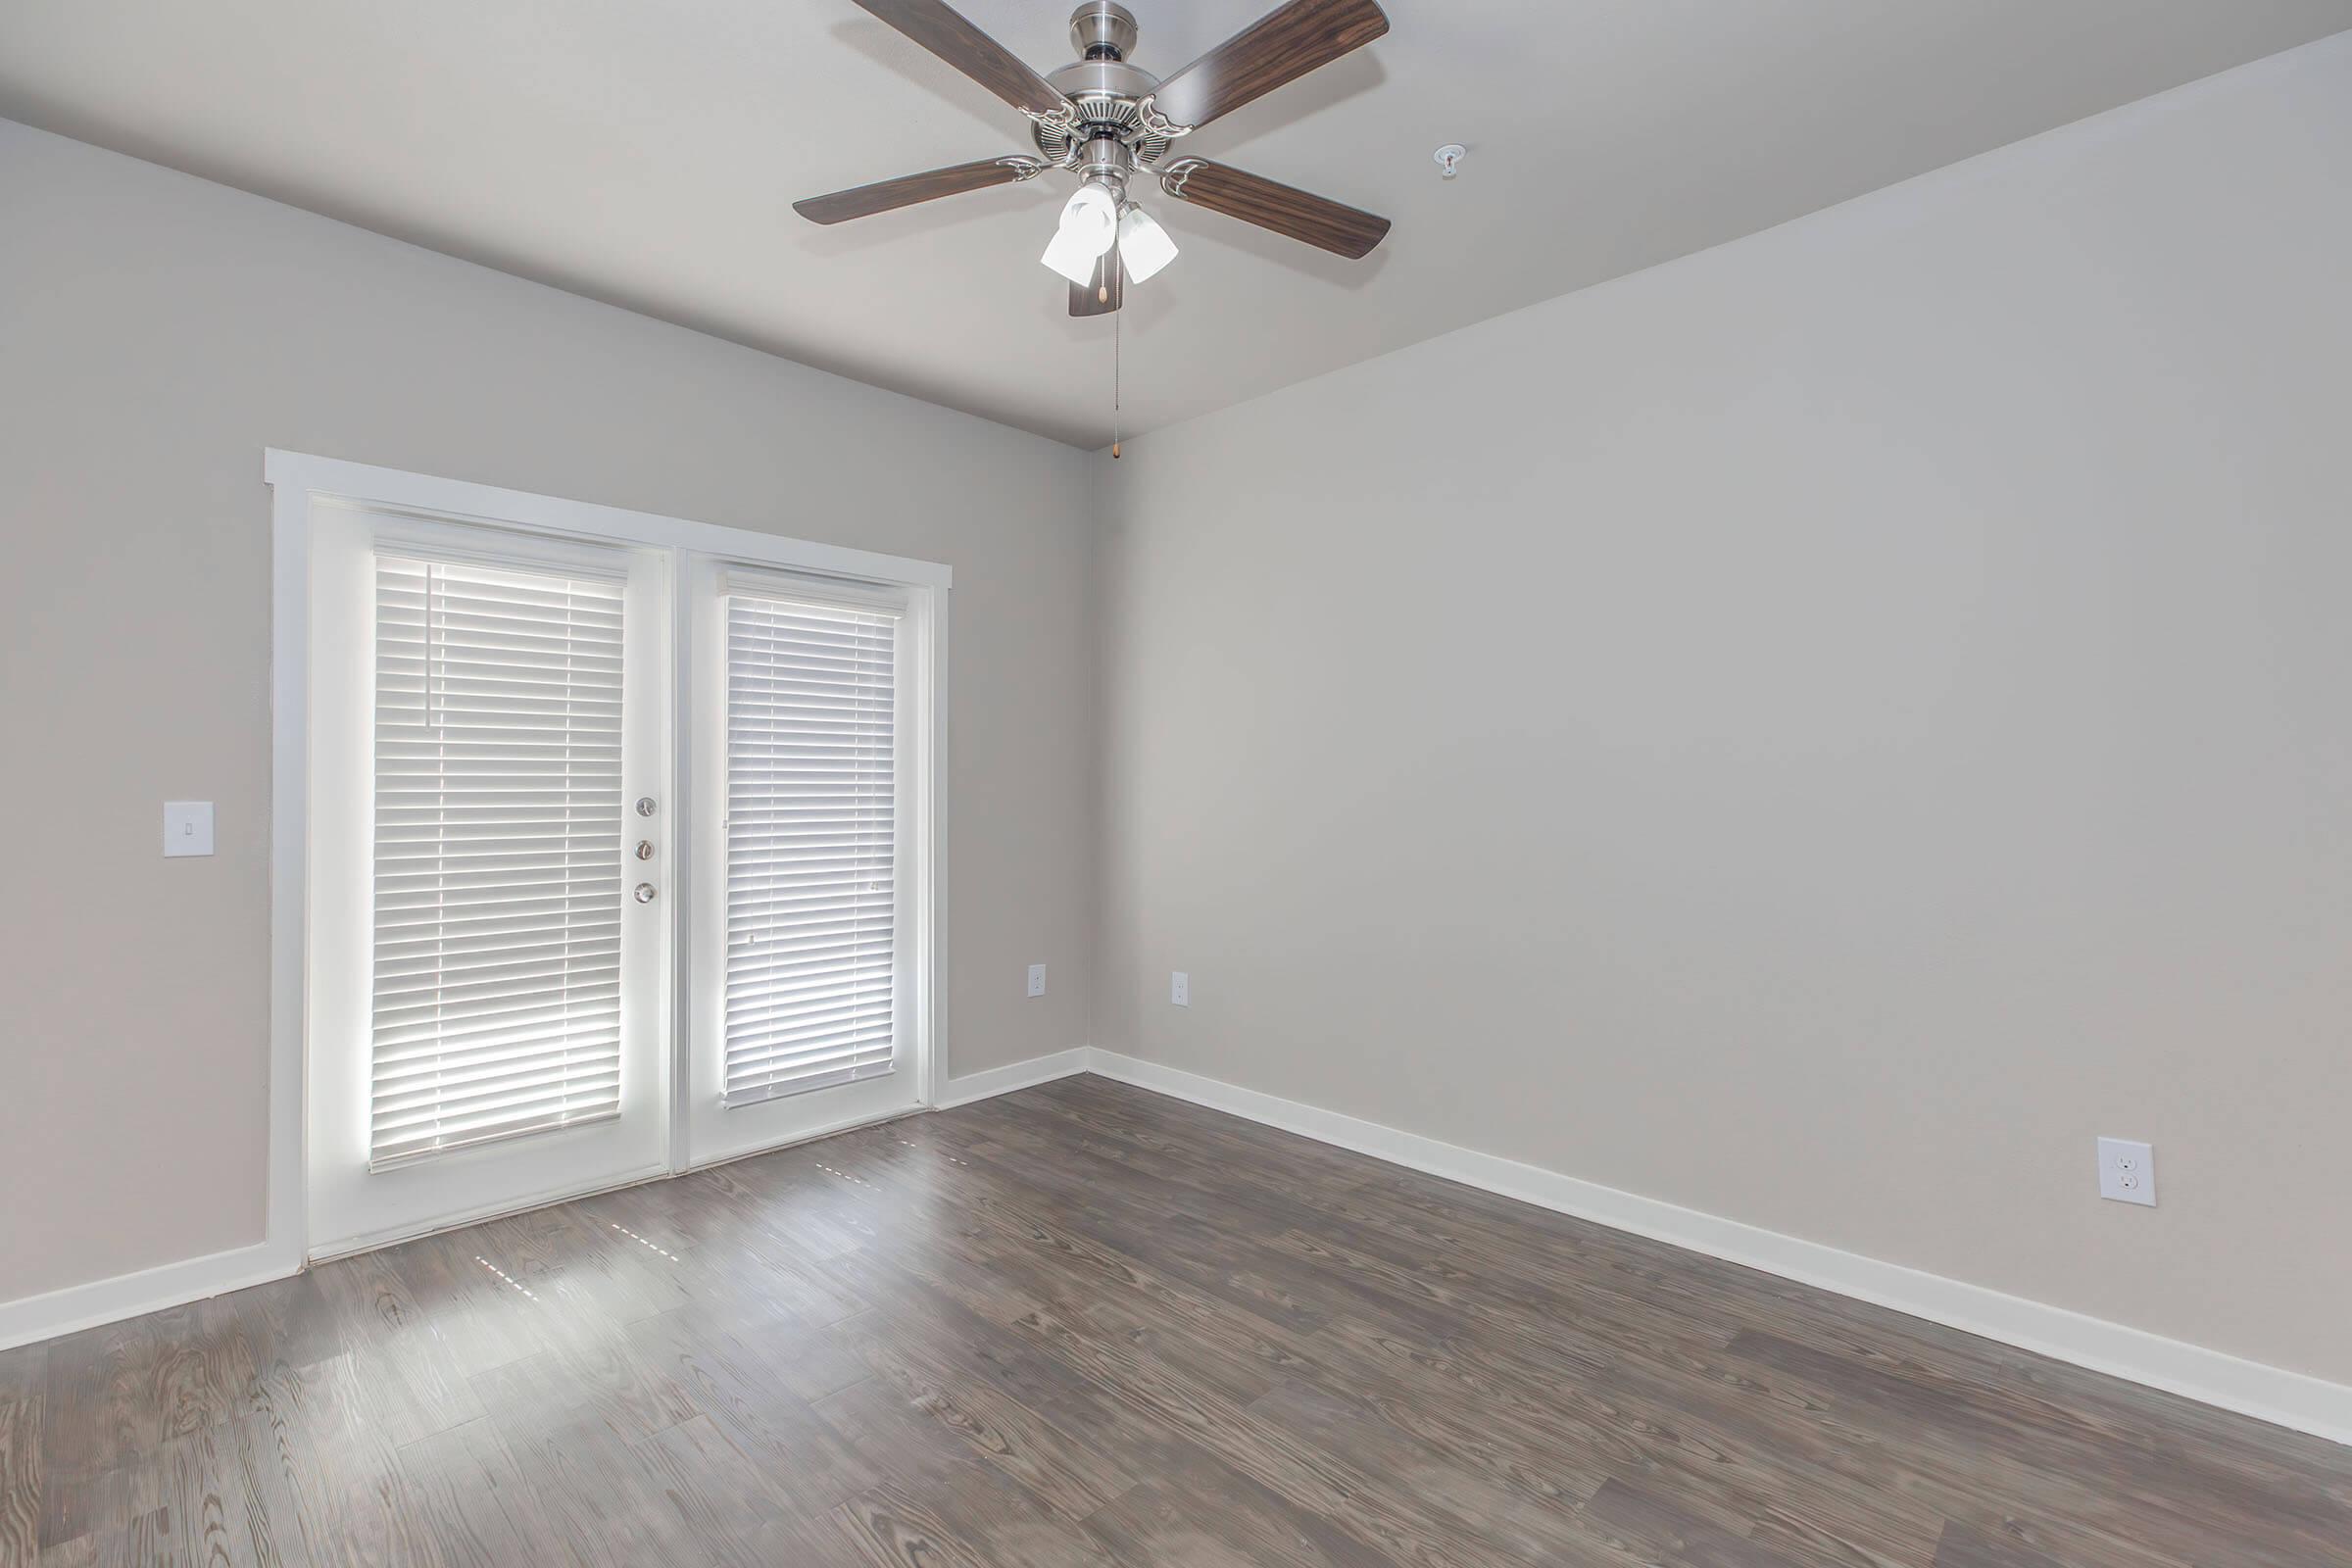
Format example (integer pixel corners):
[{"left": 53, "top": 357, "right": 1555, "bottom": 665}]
[
  {"left": 722, "top": 585, "right": 901, "bottom": 1106},
  {"left": 369, "top": 554, "right": 627, "bottom": 1166}
]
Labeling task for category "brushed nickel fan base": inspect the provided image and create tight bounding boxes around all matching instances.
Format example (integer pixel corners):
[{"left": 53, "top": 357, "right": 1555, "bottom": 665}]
[
  {"left": 1033, "top": 73, "right": 1173, "bottom": 174},
  {"left": 1034, "top": 6, "right": 1169, "bottom": 173}
]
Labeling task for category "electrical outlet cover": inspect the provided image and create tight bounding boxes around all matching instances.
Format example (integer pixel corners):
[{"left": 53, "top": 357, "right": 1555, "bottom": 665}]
[
  {"left": 2097, "top": 1137, "right": 2156, "bottom": 1206},
  {"left": 1027, "top": 963, "right": 1047, "bottom": 998}
]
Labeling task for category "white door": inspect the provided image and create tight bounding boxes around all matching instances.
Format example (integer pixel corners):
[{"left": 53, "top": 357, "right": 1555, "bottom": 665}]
[
  {"left": 681, "top": 557, "right": 922, "bottom": 1164},
  {"left": 306, "top": 508, "right": 671, "bottom": 1256}
]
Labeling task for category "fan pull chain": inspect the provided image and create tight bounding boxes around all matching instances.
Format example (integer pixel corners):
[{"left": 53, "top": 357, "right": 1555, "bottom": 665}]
[{"left": 1110, "top": 302, "right": 1122, "bottom": 459}]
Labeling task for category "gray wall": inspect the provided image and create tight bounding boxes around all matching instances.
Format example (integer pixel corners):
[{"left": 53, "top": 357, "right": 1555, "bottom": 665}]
[
  {"left": 1096, "top": 37, "right": 2352, "bottom": 1382},
  {"left": 0, "top": 121, "right": 1097, "bottom": 1302}
]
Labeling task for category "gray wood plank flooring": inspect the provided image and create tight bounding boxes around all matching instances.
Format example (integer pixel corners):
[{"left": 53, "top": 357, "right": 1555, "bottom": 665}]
[{"left": 3, "top": 1074, "right": 2345, "bottom": 1566}]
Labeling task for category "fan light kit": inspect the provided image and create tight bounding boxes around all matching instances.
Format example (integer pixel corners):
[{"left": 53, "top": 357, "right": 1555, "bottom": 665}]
[
  {"left": 796, "top": 0, "right": 1393, "bottom": 319},
  {"left": 1041, "top": 183, "right": 1122, "bottom": 284}
]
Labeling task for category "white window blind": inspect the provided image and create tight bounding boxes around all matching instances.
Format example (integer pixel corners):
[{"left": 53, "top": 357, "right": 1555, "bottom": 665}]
[
  {"left": 370, "top": 554, "right": 627, "bottom": 1167},
  {"left": 723, "top": 586, "right": 901, "bottom": 1107}
]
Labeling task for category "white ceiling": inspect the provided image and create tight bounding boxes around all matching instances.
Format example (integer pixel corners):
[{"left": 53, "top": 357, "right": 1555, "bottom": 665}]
[{"left": 3, "top": 2, "right": 2345, "bottom": 446}]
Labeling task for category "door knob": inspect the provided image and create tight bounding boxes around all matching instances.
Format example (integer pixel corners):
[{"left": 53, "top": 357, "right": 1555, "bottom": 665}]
[{"left": 634, "top": 883, "right": 658, "bottom": 904}]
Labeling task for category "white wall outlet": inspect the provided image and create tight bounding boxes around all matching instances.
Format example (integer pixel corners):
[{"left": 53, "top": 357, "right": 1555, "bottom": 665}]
[
  {"left": 1027, "top": 963, "right": 1047, "bottom": 998},
  {"left": 163, "top": 801, "right": 215, "bottom": 858},
  {"left": 2097, "top": 1137, "right": 2156, "bottom": 1206},
  {"left": 1170, "top": 970, "right": 1190, "bottom": 1006}
]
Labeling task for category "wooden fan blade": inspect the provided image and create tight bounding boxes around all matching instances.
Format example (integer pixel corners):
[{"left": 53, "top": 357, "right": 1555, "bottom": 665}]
[
  {"left": 1069, "top": 244, "right": 1123, "bottom": 316},
  {"left": 1146, "top": 0, "right": 1388, "bottom": 133},
  {"left": 850, "top": 0, "right": 1071, "bottom": 120},
  {"left": 1159, "top": 159, "right": 1390, "bottom": 259},
  {"left": 794, "top": 158, "right": 1039, "bottom": 223}
]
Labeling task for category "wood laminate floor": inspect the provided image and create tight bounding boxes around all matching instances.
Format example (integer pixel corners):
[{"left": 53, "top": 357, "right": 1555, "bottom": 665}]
[{"left": 3, "top": 1074, "right": 2346, "bottom": 1566}]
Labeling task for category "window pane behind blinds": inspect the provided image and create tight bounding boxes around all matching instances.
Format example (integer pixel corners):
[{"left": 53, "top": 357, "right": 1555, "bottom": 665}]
[
  {"left": 724, "top": 594, "right": 898, "bottom": 1107},
  {"left": 370, "top": 555, "right": 627, "bottom": 1167}
]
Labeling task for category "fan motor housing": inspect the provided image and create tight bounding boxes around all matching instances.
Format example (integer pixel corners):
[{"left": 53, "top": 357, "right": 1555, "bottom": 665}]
[{"left": 1037, "top": 11, "right": 1169, "bottom": 171}]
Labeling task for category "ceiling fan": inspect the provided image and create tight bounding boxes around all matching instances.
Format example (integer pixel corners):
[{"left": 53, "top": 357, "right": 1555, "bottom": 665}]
[{"left": 795, "top": 0, "right": 1392, "bottom": 317}]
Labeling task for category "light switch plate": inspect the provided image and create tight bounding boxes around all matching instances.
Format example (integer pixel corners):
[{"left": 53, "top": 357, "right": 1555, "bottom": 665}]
[
  {"left": 2097, "top": 1137, "right": 2156, "bottom": 1206},
  {"left": 163, "top": 801, "right": 215, "bottom": 858},
  {"left": 1170, "top": 970, "right": 1190, "bottom": 1006},
  {"left": 1027, "top": 963, "right": 1047, "bottom": 998}
]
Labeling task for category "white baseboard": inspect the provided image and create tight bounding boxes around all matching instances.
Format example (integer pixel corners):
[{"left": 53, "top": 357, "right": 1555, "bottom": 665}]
[
  {"left": 935, "top": 1047, "right": 1092, "bottom": 1108},
  {"left": 0, "top": 1240, "right": 302, "bottom": 1353},
  {"left": 1083, "top": 1049, "right": 2352, "bottom": 1448}
]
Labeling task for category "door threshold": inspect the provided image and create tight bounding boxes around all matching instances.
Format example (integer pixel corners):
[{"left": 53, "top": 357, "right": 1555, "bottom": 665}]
[
  {"left": 682, "top": 1104, "right": 929, "bottom": 1176},
  {"left": 306, "top": 1159, "right": 675, "bottom": 1265},
  {"left": 304, "top": 1103, "right": 937, "bottom": 1267}
]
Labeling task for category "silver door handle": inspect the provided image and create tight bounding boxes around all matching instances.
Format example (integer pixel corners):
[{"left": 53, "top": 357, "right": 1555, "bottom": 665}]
[{"left": 634, "top": 883, "right": 658, "bottom": 904}]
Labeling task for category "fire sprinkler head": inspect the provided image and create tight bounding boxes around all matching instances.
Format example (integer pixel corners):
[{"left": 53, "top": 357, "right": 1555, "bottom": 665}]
[{"left": 1434, "top": 143, "right": 1466, "bottom": 179}]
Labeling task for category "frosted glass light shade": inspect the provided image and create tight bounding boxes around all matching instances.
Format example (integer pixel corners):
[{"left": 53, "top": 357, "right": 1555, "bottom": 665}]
[
  {"left": 1059, "top": 183, "right": 1119, "bottom": 255},
  {"left": 1041, "top": 224, "right": 1101, "bottom": 284},
  {"left": 1118, "top": 204, "right": 1178, "bottom": 283}
]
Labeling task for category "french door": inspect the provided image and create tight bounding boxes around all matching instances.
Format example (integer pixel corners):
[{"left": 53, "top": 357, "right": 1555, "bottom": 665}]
[
  {"left": 290, "top": 462, "right": 938, "bottom": 1259},
  {"left": 682, "top": 558, "right": 922, "bottom": 1165}
]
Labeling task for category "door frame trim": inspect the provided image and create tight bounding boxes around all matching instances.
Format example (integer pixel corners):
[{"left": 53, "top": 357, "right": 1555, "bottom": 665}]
[{"left": 267, "top": 449, "right": 954, "bottom": 1266}]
